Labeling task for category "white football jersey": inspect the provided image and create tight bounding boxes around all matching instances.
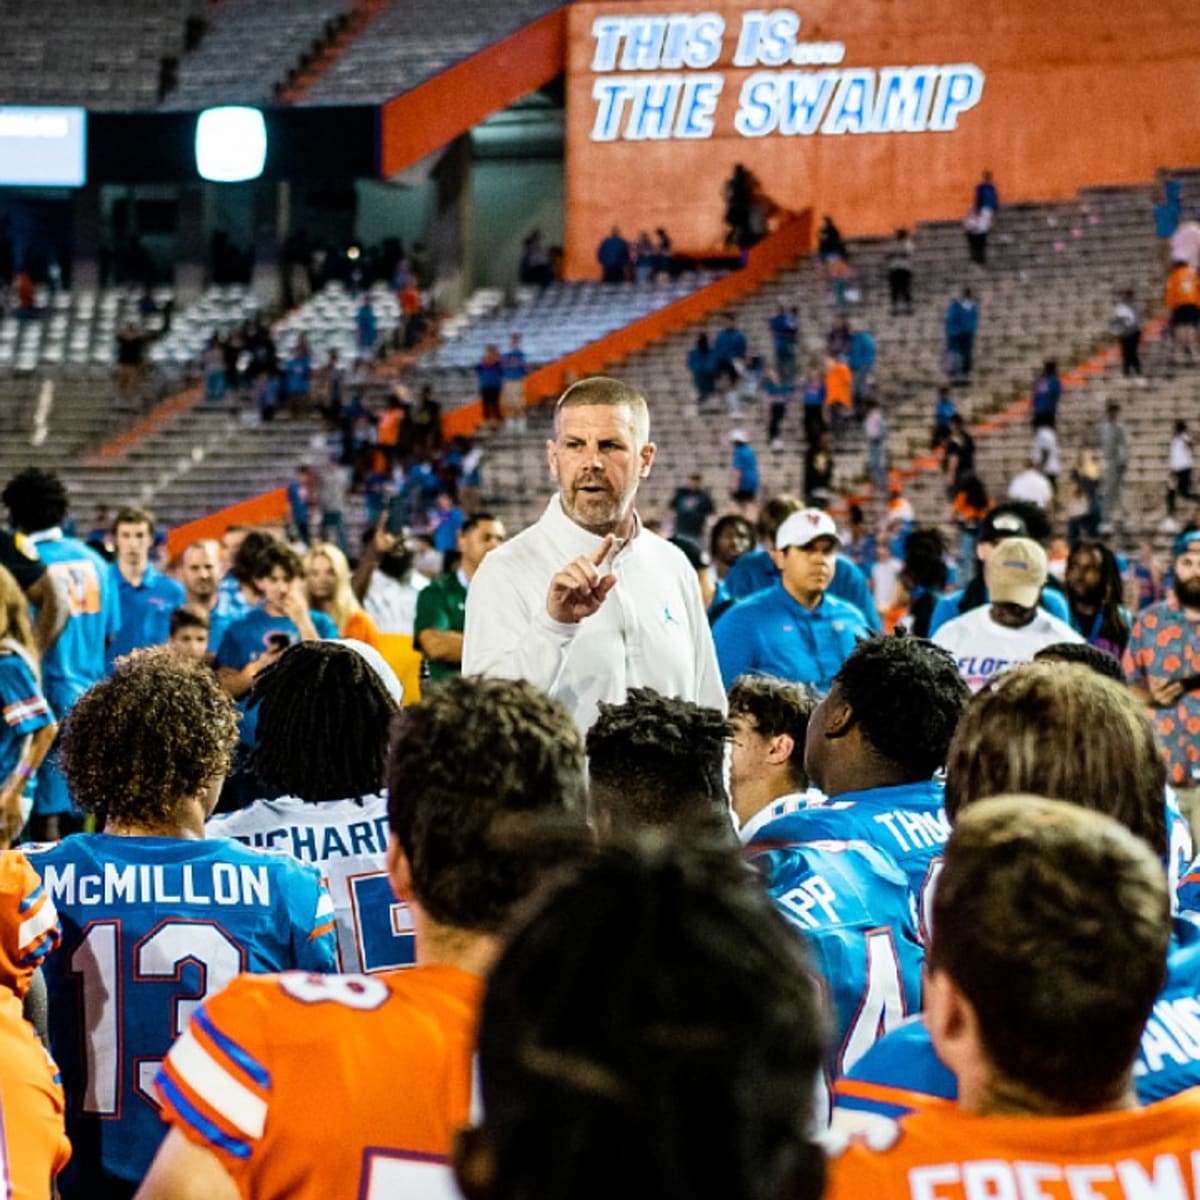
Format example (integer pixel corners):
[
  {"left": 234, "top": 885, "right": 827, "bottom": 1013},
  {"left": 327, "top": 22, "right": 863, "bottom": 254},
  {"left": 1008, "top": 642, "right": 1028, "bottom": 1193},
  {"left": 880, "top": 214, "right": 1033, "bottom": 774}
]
[{"left": 208, "top": 794, "right": 413, "bottom": 973}]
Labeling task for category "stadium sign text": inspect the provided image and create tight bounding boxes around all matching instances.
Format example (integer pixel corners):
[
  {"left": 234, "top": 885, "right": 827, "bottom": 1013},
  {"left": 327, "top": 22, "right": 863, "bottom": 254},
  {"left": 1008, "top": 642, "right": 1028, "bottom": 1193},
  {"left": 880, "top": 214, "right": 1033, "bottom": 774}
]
[{"left": 588, "top": 10, "right": 985, "bottom": 141}]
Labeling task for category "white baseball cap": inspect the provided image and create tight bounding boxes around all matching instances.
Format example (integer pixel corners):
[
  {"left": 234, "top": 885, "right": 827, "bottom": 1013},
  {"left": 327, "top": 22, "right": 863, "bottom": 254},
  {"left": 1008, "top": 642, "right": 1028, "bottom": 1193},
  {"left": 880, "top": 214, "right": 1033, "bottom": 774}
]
[{"left": 776, "top": 509, "right": 840, "bottom": 551}]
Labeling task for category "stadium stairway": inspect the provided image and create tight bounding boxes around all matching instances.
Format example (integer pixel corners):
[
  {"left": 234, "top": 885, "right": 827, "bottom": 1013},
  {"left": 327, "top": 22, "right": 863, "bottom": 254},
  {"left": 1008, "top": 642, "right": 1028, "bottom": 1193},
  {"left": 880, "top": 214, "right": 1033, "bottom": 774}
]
[{"left": 465, "top": 177, "right": 1181, "bottom": 556}]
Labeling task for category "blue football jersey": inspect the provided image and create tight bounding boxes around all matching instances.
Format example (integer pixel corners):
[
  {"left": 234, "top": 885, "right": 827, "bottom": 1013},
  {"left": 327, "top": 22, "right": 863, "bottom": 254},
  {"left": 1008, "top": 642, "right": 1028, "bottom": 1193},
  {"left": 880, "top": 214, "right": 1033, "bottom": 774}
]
[
  {"left": 752, "top": 778, "right": 950, "bottom": 904},
  {"left": 832, "top": 918, "right": 1200, "bottom": 1134},
  {"left": 24, "top": 833, "right": 337, "bottom": 1194},
  {"left": 26, "top": 531, "right": 120, "bottom": 815},
  {"left": 748, "top": 833, "right": 923, "bottom": 1104},
  {"left": 26, "top": 531, "right": 120, "bottom": 707}
]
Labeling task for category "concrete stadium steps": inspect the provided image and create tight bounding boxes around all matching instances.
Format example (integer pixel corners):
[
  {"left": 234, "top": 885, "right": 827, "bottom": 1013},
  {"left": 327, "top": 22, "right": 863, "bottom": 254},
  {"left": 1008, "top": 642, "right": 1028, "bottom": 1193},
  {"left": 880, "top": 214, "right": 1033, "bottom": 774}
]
[{"left": 461, "top": 179, "right": 1181, "bottom": 555}]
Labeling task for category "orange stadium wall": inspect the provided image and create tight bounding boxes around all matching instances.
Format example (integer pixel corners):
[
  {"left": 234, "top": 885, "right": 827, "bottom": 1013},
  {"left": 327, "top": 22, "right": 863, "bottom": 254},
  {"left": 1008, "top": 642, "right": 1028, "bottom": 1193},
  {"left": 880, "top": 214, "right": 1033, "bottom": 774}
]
[{"left": 563, "top": 0, "right": 1200, "bottom": 279}]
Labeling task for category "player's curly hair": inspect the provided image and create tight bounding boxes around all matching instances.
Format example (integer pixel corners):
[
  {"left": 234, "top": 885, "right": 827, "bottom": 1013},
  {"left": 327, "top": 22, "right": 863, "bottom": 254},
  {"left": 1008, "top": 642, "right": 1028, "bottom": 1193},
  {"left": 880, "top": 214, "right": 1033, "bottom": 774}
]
[
  {"left": 471, "top": 835, "right": 828, "bottom": 1200},
  {"left": 834, "top": 635, "right": 969, "bottom": 778},
  {"left": 1, "top": 468, "right": 69, "bottom": 533},
  {"left": 58, "top": 647, "right": 238, "bottom": 827},
  {"left": 586, "top": 688, "right": 731, "bottom": 837},
  {"left": 248, "top": 641, "right": 397, "bottom": 802},
  {"left": 387, "top": 676, "right": 588, "bottom": 933}
]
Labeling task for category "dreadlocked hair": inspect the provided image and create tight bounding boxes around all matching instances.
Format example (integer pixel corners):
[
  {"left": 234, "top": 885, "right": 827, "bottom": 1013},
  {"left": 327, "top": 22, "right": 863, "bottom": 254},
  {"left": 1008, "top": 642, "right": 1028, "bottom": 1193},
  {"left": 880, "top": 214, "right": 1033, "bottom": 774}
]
[
  {"left": 59, "top": 647, "right": 238, "bottom": 826},
  {"left": 1067, "top": 541, "right": 1131, "bottom": 654},
  {"left": 248, "top": 641, "right": 397, "bottom": 802},
  {"left": 477, "top": 834, "right": 828, "bottom": 1200}
]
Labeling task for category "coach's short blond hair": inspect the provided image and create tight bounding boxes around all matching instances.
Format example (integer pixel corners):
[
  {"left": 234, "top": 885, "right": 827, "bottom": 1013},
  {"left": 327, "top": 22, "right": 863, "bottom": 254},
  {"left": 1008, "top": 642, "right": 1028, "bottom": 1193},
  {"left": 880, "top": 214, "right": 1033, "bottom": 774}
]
[{"left": 553, "top": 376, "right": 650, "bottom": 444}]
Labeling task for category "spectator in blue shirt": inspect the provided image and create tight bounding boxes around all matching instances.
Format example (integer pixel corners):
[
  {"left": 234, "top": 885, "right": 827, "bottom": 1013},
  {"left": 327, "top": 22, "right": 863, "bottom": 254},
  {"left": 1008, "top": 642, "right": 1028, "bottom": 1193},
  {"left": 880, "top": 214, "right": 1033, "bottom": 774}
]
[
  {"left": 687, "top": 332, "right": 717, "bottom": 408},
  {"left": 768, "top": 305, "right": 799, "bottom": 385},
  {"left": 597, "top": 227, "right": 631, "bottom": 283},
  {"left": 284, "top": 334, "right": 312, "bottom": 418},
  {"left": 430, "top": 492, "right": 466, "bottom": 558},
  {"left": 476, "top": 344, "right": 504, "bottom": 428},
  {"left": 214, "top": 541, "right": 337, "bottom": 702},
  {"left": 974, "top": 169, "right": 999, "bottom": 214},
  {"left": 713, "top": 316, "right": 748, "bottom": 376},
  {"left": 713, "top": 508, "right": 872, "bottom": 690},
  {"left": 931, "top": 384, "right": 957, "bottom": 450},
  {"left": 848, "top": 329, "right": 876, "bottom": 410},
  {"left": 355, "top": 298, "right": 377, "bottom": 357},
  {"left": 730, "top": 430, "right": 759, "bottom": 510},
  {"left": 108, "top": 506, "right": 185, "bottom": 666},
  {"left": 1031, "top": 359, "right": 1061, "bottom": 429},
  {"left": 944, "top": 287, "right": 979, "bottom": 382},
  {"left": 722, "top": 496, "right": 881, "bottom": 632},
  {"left": 500, "top": 333, "right": 528, "bottom": 431}
]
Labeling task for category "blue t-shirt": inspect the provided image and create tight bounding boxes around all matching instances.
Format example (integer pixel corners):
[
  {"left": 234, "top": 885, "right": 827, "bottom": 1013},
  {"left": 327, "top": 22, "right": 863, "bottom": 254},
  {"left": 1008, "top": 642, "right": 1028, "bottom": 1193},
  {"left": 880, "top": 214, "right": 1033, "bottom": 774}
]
[
  {"left": 835, "top": 918, "right": 1200, "bottom": 1126},
  {"left": 1032, "top": 373, "right": 1061, "bottom": 418},
  {"left": 927, "top": 584, "right": 1072, "bottom": 635},
  {"left": 209, "top": 574, "right": 254, "bottom": 651},
  {"left": 108, "top": 563, "right": 186, "bottom": 665},
  {"left": 500, "top": 349, "right": 527, "bottom": 380},
  {"left": 25, "top": 833, "right": 337, "bottom": 1191},
  {"left": 284, "top": 353, "right": 311, "bottom": 395},
  {"left": 475, "top": 359, "right": 503, "bottom": 390},
  {"left": 748, "top": 830, "right": 923, "bottom": 1093},
  {"left": 802, "top": 381, "right": 826, "bottom": 408},
  {"left": 713, "top": 584, "right": 870, "bottom": 691},
  {"left": 723, "top": 550, "right": 882, "bottom": 632},
  {"left": 763, "top": 778, "right": 949, "bottom": 902},
  {"left": 714, "top": 327, "right": 748, "bottom": 362},
  {"left": 431, "top": 507, "right": 466, "bottom": 554},
  {"left": 27, "top": 531, "right": 120, "bottom": 711},
  {"left": 0, "top": 647, "right": 54, "bottom": 802},
  {"left": 732, "top": 443, "right": 759, "bottom": 493},
  {"left": 214, "top": 608, "right": 339, "bottom": 673}
]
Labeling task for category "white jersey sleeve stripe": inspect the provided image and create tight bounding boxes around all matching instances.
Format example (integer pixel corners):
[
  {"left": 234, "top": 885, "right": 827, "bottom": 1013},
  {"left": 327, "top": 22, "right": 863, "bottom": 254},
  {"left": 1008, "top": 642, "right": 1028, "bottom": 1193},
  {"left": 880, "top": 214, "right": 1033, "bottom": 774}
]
[
  {"left": 168, "top": 1027, "right": 268, "bottom": 1141},
  {"left": 17, "top": 896, "right": 58, "bottom": 958}
]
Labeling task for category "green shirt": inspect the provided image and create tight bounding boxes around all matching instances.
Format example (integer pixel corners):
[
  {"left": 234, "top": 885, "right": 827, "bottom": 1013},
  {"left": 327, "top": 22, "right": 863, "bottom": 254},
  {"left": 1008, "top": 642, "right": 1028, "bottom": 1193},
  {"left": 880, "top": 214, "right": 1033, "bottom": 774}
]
[{"left": 413, "top": 570, "right": 467, "bottom": 680}]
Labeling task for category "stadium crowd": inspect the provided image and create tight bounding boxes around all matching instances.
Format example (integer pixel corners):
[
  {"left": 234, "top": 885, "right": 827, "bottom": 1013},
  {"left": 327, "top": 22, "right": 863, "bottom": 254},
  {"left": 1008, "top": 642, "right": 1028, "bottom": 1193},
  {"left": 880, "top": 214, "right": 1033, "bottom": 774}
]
[{"left": 0, "top": 366, "right": 1198, "bottom": 1200}]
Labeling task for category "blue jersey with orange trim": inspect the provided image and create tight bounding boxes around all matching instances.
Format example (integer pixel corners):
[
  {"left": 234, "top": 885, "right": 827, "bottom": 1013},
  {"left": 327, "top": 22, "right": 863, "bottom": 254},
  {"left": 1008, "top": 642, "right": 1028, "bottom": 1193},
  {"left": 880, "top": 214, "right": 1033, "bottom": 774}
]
[
  {"left": 0, "top": 648, "right": 54, "bottom": 815},
  {"left": 23, "top": 834, "right": 336, "bottom": 1194},
  {"left": 832, "top": 918, "right": 1200, "bottom": 1136},
  {"left": 25, "top": 531, "right": 120, "bottom": 709},
  {"left": 752, "top": 778, "right": 949, "bottom": 906},
  {"left": 155, "top": 965, "right": 481, "bottom": 1199},
  {"left": 749, "top": 833, "right": 923, "bottom": 1109},
  {"left": 0, "top": 850, "right": 61, "bottom": 997}
]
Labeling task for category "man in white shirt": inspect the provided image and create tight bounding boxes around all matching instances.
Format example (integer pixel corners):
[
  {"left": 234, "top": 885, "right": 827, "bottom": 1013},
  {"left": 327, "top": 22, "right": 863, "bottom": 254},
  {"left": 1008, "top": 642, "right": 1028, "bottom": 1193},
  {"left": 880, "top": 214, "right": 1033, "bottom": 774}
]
[
  {"left": 933, "top": 537, "right": 1081, "bottom": 691},
  {"left": 463, "top": 376, "right": 725, "bottom": 731},
  {"left": 1006, "top": 456, "right": 1054, "bottom": 509}
]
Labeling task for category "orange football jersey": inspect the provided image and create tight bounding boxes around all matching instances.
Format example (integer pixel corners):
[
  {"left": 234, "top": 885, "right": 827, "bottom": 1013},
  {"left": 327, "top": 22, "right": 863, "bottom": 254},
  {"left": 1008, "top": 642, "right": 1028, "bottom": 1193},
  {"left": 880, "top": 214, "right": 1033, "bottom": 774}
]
[
  {"left": 826, "top": 1089, "right": 1200, "bottom": 1200},
  {"left": 0, "top": 989, "right": 71, "bottom": 1198},
  {"left": 155, "top": 965, "right": 482, "bottom": 1198},
  {"left": 0, "top": 849, "right": 60, "bottom": 996}
]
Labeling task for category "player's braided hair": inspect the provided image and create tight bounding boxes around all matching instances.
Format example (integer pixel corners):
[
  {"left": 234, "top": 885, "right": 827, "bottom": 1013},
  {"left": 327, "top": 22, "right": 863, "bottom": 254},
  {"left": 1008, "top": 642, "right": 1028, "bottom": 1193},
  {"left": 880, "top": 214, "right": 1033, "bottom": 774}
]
[
  {"left": 475, "top": 835, "right": 828, "bottom": 1200},
  {"left": 248, "top": 641, "right": 397, "bottom": 802},
  {"left": 59, "top": 647, "right": 238, "bottom": 827},
  {"left": 1033, "top": 640, "right": 1124, "bottom": 682}
]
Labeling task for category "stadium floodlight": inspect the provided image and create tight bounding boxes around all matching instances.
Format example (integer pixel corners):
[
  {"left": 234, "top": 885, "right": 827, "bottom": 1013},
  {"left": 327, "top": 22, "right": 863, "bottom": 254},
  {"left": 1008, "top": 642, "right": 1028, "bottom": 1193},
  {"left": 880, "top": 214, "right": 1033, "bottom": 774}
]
[{"left": 195, "top": 106, "right": 267, "bottom": 183}]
